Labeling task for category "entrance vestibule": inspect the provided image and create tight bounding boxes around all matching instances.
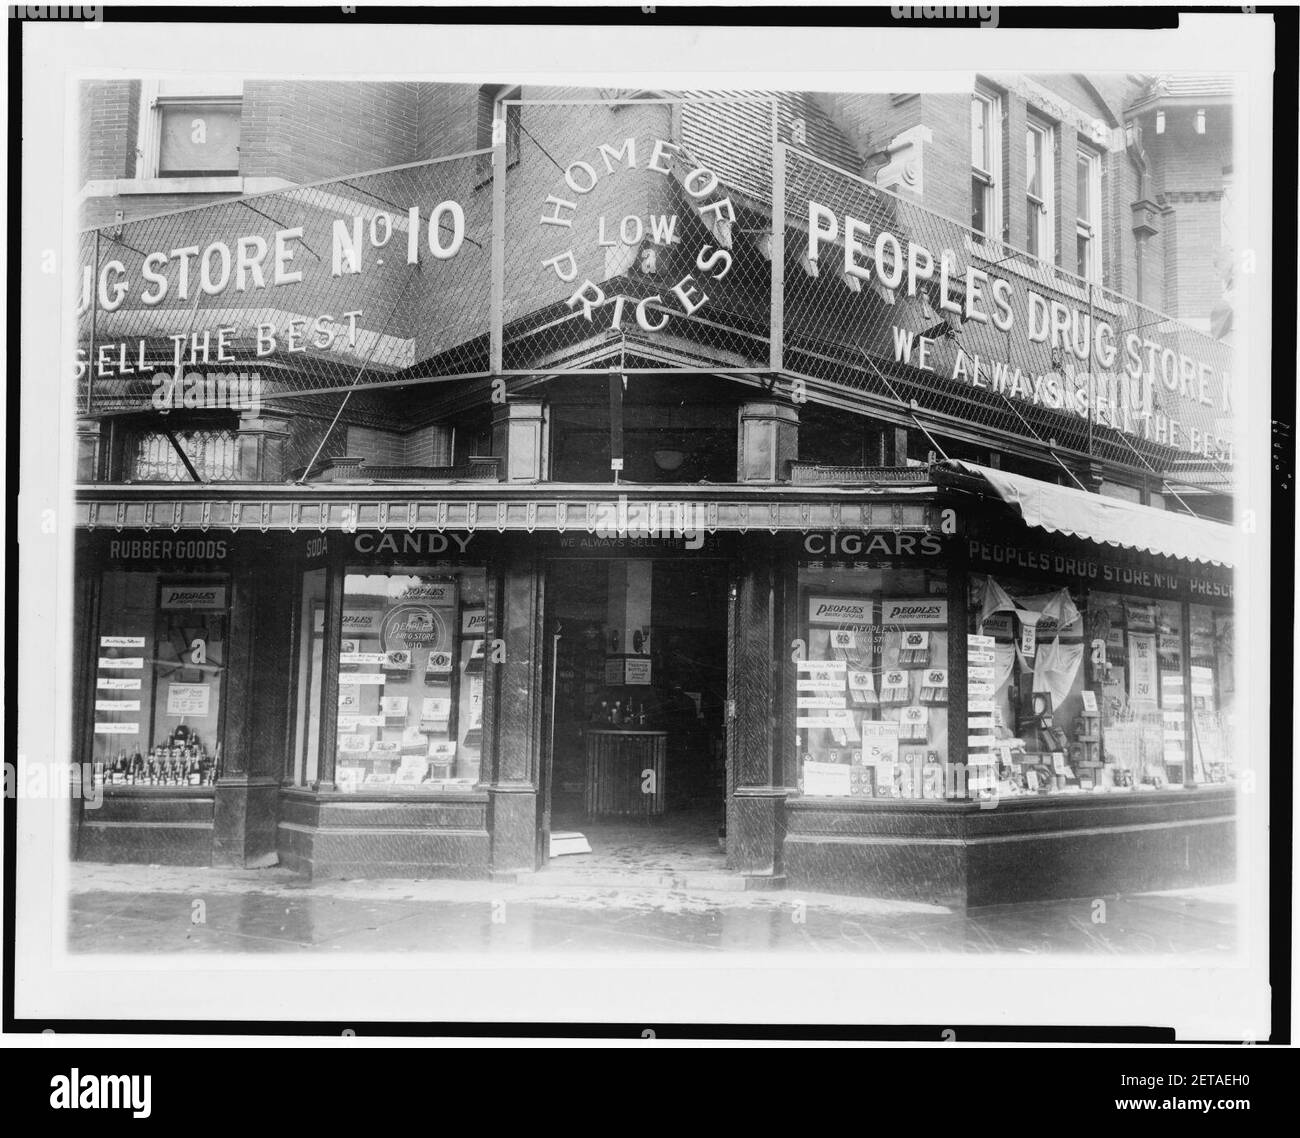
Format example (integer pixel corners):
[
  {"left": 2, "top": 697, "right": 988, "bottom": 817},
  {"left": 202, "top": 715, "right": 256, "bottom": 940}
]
[{"left": 542, "top": 556, "right": 730, "bottom": 872}]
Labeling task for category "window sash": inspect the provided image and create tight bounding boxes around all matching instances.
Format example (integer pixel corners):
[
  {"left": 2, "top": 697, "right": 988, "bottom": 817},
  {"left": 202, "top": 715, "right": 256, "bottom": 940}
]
[{"left": 971, "top": 91, "right": 1002, "bottom": 238}]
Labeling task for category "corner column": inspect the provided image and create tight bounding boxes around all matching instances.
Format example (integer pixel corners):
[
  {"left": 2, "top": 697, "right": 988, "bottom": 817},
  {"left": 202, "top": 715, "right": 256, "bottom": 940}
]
[
  {"left": 213, "top": 565, "right": 292, "bottom": 867},
  {"left": 726, "top": 539, "right": 788, "bottom": 882},
  {"left": 481, "top": 546, "right": 545, "bottom": 878}
]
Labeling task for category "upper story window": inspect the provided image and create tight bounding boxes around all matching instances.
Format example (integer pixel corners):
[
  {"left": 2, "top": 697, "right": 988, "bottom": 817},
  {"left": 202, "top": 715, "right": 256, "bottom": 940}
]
[
  {"left": 1024, "top": 118, "right": 1055, "bottom": 260},
  {"left": 138, "top": 79, "right": 243, "bottom": 179},
  {"left": 477, "top": 84, "right": 521, "bottom": 168},
  {"left": 1076, "top": 147, "right": 1103, "bottom": 282},
  {"left": 970, "top": 89, "right": 1003, "bottom": 240}
]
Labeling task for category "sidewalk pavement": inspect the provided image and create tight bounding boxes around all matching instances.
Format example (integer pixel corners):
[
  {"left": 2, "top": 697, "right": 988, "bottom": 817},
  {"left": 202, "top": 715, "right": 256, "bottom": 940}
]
[{"left": 66, "top": 862, "right": 1239, "bottom": 956}]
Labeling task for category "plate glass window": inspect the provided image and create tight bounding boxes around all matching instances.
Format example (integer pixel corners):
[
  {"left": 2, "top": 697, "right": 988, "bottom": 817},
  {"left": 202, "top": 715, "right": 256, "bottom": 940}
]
[{"left": 139, "top": 80, "right": 243, "bottom": 180}]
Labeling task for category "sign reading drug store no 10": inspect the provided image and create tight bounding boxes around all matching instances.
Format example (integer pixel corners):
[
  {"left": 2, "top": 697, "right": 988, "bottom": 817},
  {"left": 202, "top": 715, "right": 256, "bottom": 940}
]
[{"left": 77, "top": 152, "right": 489, "bottom": 412}]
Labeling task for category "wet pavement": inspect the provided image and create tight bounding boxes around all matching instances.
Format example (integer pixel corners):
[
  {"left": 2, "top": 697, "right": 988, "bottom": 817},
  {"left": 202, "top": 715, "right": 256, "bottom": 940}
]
[{"left": 67, "top": 862, "right": 1238, "bottom": 956}]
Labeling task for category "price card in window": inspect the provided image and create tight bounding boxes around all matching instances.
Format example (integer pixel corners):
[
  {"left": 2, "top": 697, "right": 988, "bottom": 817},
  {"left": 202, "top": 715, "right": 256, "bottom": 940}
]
[
  {"left": 797, "top": 696, "right": 846, "bottom": 709},
  {"left": 98, "top": 657, "right": 143, "bottom": 670},
  {"left": 859, "top": 721, "right": 900, "bottom": 766},
  {"left": 802, "top": 760, "right": 852, "bottom": 797},
  {"left": 100, "top": 636, "right": 145, "bottom": 648},
  {"left": 166, "top": 683, "right": 210, "bottom": 716},
  {"left": 338, "top": 734, "right": 371, "bottom": 753},
  {"left": 338, "top": 673, "right": 385, "bottom": 686},
  {"left": 797, "top": 666, "right": 846, "bottom": 691}
]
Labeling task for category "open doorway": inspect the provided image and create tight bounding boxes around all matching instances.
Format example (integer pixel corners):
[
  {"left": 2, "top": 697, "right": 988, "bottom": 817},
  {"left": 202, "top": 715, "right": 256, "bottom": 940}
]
[{"left": 542, "top": 557, "right": 730, "bottom": 876}]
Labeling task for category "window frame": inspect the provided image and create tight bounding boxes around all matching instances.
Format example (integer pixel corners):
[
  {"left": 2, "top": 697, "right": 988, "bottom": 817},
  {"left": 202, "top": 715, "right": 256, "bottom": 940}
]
[
  {"left": 137, "top": 79, "right": 244, "bottom": 180},
  {"left": 1024, "top": 117, "right": 1056, "bottom": 262},
  {"left": 970, "top": 88, "right": 1003, "bottom": 241},
  {"left": 1075, "top": 145, "right": 1103, "bottom": 283}
]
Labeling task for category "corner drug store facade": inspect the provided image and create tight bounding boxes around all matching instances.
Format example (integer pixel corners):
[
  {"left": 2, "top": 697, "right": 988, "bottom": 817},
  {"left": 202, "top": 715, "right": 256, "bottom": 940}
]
[{"left": 70, "top": 97, "right": 1239, "bottom": 905}]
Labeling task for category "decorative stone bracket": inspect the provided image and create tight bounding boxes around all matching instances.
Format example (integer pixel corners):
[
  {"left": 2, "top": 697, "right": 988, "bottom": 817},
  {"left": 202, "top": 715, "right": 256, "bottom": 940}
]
[{"left": 875, "top": 125, "right": 933, "bottom": 197}]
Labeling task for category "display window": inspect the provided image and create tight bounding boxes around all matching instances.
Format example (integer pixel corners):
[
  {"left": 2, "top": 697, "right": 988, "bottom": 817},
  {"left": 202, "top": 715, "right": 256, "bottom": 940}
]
[
  {"left": 92, "top": 571, "right": 227, "bottom": 788},
  {"left": 795, "top": 564, "right": 949, "bottom": 799},
  {"left": 970, "top": 579, "right": 1234, "bottom": 797},
  {"left": 1087, "top": 590, "right": 1192, "bottom": 788},
  {"left": 1188, "top": 604, "right": 1234, "bottom": 782},
  {"left": 295, "top": 564, "right": 487, "bottom": 793},
  {"left": 971, "top": 575, "right": 1090, "bottom": 796}
]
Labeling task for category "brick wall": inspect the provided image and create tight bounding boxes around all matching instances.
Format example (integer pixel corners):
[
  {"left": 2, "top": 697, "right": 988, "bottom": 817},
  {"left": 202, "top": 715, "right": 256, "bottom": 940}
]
[
  {"left": 1141, "top": 103, "right": 1232, "bottom": 322},
  {"left": 240, "top": 81, "right": 423, "bottom": 183},
  {"left": 416, "top": 82, "right": 481, "bottom": 159},
  {"left": 80, "top": 80, "right": 137, "bottom": 183}
]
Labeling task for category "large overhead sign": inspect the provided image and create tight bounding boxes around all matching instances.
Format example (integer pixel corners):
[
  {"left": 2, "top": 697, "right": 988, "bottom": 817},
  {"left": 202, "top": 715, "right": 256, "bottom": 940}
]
[{"left": 77, "top": 97, "right": 1234, "bottom": 473}]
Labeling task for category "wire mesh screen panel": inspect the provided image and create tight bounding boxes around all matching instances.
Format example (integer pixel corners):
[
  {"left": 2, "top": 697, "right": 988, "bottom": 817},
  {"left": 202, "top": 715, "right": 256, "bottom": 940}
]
[
  {"left": 500, "top": 97, "right": 775, "bottom": 373},
  {"left": 781, "top": 148, "right": 1235, "bottom": 487},
  {"left": 77, "top": 150, "right": 495, "bottom": 418}
]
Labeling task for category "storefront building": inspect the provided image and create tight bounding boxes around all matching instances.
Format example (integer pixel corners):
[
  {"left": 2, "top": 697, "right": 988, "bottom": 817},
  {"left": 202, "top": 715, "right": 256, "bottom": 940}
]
[{"left": 71, "top": 79, "right": 1240, "bottom": 905}]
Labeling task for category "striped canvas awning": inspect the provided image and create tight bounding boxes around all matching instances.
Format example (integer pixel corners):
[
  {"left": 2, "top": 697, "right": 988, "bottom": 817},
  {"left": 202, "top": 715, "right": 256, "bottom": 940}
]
[{"left": 940, "top": 460, "right": 1236, "bottom": 567}]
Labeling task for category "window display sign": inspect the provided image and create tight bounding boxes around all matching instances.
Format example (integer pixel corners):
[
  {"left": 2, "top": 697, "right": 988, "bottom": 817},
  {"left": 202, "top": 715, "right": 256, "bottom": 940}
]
[
  {"left": 797, "top": 665, "right": 847, "bottom": 691},
  {"left": 808, "top": 597, "right": 872, "bottom": 626},
  {"left": 159, "top": 585, "right": 226, "bottom": 610},
  {"left": 624, "top": 657, "right": 653, "bottom": 686},
  {"left": 802, "top": 760, "right": 852, "bottom": 797},
  {"left": 880, "top": 599, "right": 948, "bottom": 626},
  {"left": 1128, "top": 632, "right": 1158, "bottom": 706},
  {"left": 165, "top": 682, "right": 210, "bottom": 716},
  {"left": 859, "top": 721, "right": 900, "bottom": 766}
]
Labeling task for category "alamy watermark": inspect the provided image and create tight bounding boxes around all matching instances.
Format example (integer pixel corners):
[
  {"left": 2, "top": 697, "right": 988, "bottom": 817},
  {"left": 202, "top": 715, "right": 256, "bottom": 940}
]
[
  {"left": 891, "top": 5, "right": 1000, "bottom": 28},
  {"left": 5, "top": 758, "right": 103, "bottom": 809},
  {"left": 10, "top": 5, "right": 101, "bottom": 19}
]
